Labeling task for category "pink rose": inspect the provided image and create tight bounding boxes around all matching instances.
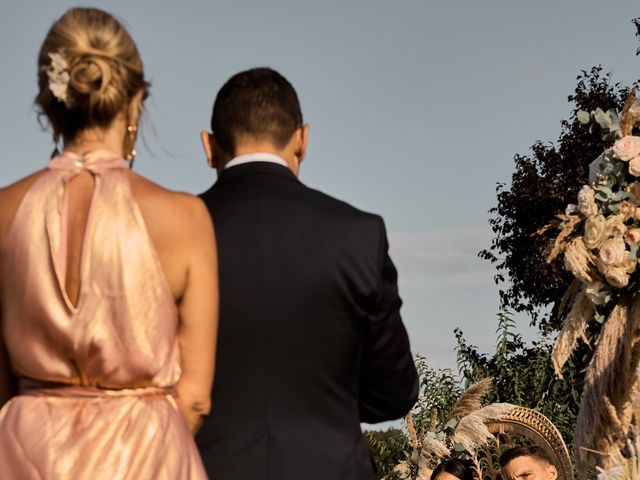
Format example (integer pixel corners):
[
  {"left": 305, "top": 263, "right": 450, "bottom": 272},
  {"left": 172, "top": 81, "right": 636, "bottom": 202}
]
[
  {"left": 613, "top": 136, "right": 640, "bottom": 161},
  {"left": 629, "top": 182, "right": 640, "bottom": 204},
  {"left": 599, "top": 237, "right": 626, "bottom": 265},
  {"left": 630, "top": 156, "right": 640, "bottom": 177},
  {"left": 626, "top": 228, "right": 640, "bottom": 245}
]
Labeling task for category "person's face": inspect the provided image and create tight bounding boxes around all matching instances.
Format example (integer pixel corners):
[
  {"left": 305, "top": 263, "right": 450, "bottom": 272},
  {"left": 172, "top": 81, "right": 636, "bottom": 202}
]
[
  {"left": 502, "top": 456, "right": 558, "bottom": 480},
  {"left": 435, "top": 472, "right": 462, "bottom": 480}
]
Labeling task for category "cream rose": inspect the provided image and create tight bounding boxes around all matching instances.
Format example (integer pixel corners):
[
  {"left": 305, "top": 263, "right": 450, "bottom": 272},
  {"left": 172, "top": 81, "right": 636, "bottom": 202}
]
[
  {"left": 630, "top": 156, "right": 640, "bottom": 177},
  {"left": 585, "top": 280, "right": 610, "bottom": 305},
  {"left": 605, "top": 267, "right": 630, "bottom": 288},
  {"left": 619, "top": 201, "right": 635, "bottom": 220},
  {"left": 622, "top": 257, "right": 637, "bottom": 274},
  {"left": 606, "top": 215, "right": 627, "bottom": 237},
  {"left": 612, "top": 136, "right": 640, "bottom": 161},
  {"left": 599, "top": 237, "right": 626, "bottom": 265},
  {"left": 626, "top": 228, "right": 640, "bottom": 245},
  {"left": 583, "top": 215, "right": 608, "bottom": 250},
  {"left": 577, "top": 185, "right": 598, "bottom": 217}
]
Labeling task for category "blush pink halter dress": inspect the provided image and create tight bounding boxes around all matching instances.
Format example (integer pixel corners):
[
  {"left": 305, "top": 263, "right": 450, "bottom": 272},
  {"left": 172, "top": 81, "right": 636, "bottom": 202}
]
[{"left": 0, "top": 150, "right": 207, "bottom": 479}]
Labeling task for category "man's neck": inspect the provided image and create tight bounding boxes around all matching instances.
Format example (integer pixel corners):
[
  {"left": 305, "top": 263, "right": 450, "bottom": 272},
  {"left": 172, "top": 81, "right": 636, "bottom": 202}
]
[
  {"left": 223, "top": 152, "right": 289, "bottom": 171},
  {"left": 220, "top": 146, "right": 298, "bottom": 175}
]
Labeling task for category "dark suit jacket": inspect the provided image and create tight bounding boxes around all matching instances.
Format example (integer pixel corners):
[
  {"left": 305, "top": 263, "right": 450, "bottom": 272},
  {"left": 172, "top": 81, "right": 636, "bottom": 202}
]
[{"left": 197, "top": 162, "right": 418, "bottom": 480}]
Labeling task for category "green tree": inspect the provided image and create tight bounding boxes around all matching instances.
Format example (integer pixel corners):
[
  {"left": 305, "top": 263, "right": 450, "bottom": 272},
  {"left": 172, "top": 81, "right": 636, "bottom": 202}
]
[
  {"left": 367, "top": 310, "right": 583, "bottom": 478},
  {"left": 478, "top": 67, "right": 632, "bottom": 333},
  {"left": 455, "top": 310, "right": 581, "bottom": 453},
  {"left": 365, "top": 428, "right": 410, "bottom": 477},
  {"left": 367, "top": 16, "right": 640, "bottom": 478}
]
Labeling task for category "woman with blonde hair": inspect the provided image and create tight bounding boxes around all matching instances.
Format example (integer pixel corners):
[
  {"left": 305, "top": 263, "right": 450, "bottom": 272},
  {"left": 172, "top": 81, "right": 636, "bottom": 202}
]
[{"left": 0, "top": 7, "right": 217, "bottom": 478}]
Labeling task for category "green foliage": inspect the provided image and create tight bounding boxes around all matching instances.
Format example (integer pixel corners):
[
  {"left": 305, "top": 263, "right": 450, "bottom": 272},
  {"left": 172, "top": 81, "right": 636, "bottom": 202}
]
[
  {"left": 364, "top": 428, "right": 410, "bottom": 477},
  {"left": 411, "top": 355, "right": 462, "bottom": 433},
  {"left": 367, "top": 18, "right": 640, "bottom": 477},
  {"left": 365, "top": 357, "right": 464, "bottom": 478},
  {"left": 455, "top": 309, "right": 581, "bottom": 453},
  {"left": 366, "top": 310, "right": 582, "bottom": 477}
]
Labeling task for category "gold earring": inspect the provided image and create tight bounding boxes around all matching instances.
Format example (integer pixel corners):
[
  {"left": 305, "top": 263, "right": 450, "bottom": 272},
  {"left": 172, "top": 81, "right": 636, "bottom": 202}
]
[{"left": 126, "top": 125, "right": 138, "bottom": 168}]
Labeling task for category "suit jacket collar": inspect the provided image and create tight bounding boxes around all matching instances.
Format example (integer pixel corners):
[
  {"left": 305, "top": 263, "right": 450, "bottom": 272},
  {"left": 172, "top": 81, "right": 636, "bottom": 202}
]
[{"left": 214, "top": 161, "right": 299, "bottom": 186}]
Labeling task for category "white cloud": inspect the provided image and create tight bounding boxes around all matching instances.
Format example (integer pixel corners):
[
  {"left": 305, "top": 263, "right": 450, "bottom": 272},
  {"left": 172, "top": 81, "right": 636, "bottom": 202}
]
[
  {"left": 388, "top": 227, "right": 540, "bottom": 370},
  {"left": 389, "top": 227, "right": 495, "bottom": 289}
]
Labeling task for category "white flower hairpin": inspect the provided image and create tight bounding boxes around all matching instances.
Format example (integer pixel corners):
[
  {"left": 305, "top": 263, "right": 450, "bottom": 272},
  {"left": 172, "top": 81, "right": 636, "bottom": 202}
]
[{"left": 46, "top": 52, "right": 71, "bottom": 107}]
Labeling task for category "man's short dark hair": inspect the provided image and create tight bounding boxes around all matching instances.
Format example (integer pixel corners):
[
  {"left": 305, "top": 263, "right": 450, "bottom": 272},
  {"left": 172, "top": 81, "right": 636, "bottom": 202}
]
[
  {"left": 499, "top": 445, "right": 555, "bottom": 468},
  {"left": 211, "top": 67, "right": 303, "bottom": 156}
]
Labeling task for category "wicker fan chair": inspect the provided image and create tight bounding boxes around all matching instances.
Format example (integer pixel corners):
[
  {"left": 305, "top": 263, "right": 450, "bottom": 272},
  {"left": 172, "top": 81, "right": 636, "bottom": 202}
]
[{"left": 471, "top": 407, "right": 573, "bottom": 480}]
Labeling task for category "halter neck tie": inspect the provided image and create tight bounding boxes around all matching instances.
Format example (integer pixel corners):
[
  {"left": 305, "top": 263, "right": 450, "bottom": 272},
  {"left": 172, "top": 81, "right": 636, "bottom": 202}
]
[{"left": 48, "top": 150, "right": 128, "bottom": 174}]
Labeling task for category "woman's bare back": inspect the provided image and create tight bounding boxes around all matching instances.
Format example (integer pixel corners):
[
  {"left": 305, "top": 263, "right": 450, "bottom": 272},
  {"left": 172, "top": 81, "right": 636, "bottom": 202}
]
[
  {"left": 0, "top": 168, "right": 208, "bottom": 305},
  {"left": 0, "top": 163, "right": 218, "bottom": 431}
]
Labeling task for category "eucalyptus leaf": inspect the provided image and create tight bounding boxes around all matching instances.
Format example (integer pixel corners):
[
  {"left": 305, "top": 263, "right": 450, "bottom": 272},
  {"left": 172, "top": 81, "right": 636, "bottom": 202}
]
[
  {"left": 594, "top": 108, "right": 611, "bottom": 129},
  {"left": 611, "top": 191, "right": 630, "bottom": 201},
  {"left": 453, "top": 443, "right": 467, "bottom": 453},
  {"left": 577, "top": 110, "right": 591, "bottom": 124},
  {"left": 607, "top": 109, "right": 621, "bottom": 131},
  {"left": 444, "top": 418, "right": 459, "bottom": 429},
  {"left": 593, "top": 185, "right": 613, "bottom": 195},
  {"left": 612, "top": 162, "right": 625, "bottom": 175},
  {"left": 630, "top": 244, "right": 639, "bottom": 260}
]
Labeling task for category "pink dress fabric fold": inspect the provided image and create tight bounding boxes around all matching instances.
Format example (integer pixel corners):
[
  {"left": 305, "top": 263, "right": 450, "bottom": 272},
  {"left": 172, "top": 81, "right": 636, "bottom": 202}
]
[{"left": 0, "top": 151, "right": 207, "bottom": 479}]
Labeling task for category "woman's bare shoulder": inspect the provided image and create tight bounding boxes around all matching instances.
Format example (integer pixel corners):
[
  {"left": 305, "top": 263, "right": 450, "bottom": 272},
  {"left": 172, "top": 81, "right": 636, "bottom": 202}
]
[
  {"left": 0, "top": 169, "right": 48, "bottom": 197},
  {"left": 0, "top": 169, "right": 49, "bottom": 239},
  {"left": 126, "top": 171, "right": 211, "bottom": 233}
]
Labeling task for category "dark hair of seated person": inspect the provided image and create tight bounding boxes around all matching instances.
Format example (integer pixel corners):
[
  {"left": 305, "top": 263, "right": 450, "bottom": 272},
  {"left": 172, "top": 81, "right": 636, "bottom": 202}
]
[
  {"left": 499, "top": 445, "right": 554, "bottom": 469},
  {"left": 210, "top": 67, "right": 303, "bottom": 156},
  {"left": 431, "top": 458, "right": 474, "bottom": 480}
]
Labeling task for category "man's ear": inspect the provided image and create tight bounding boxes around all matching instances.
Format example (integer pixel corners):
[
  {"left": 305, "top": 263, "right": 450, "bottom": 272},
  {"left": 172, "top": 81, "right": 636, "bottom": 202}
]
[
  {"left": 547, "top": 464, "right": 558, "bottom": 480},
  {"left": 200, "top": 131, "right": 217, "bottom": 169},
  {"left": 295, "top": 124, "right": 310, "bottom": 164}
]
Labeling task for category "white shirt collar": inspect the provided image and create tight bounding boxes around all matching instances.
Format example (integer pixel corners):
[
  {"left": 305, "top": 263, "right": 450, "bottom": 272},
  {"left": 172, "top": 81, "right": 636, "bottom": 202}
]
[{"left": 224, "top": 152, "right": 288, "bottom": 170}]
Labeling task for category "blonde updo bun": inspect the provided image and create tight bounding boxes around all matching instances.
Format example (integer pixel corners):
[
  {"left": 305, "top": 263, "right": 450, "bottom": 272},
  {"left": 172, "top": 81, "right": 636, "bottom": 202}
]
[{"left": 36, "top": 8, "right": 149, "bottom": 142}]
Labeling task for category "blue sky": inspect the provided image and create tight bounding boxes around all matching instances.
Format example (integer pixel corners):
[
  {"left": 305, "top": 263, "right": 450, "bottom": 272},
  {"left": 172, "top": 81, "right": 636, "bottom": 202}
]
[{"left": 1, "top": 1, "right": 639, "bottom": 372}]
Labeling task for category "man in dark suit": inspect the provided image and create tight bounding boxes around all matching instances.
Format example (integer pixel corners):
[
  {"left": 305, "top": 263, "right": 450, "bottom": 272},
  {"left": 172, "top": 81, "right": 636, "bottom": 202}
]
[{"left": 197, "top": 67, "right": 419, "bottom": 480}]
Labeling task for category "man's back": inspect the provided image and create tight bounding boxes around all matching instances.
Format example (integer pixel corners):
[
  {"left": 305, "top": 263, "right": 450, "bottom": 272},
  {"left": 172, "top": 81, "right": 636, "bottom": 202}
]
[{"left": 197, "top": 162, "right": 418, "bottom": 480}]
